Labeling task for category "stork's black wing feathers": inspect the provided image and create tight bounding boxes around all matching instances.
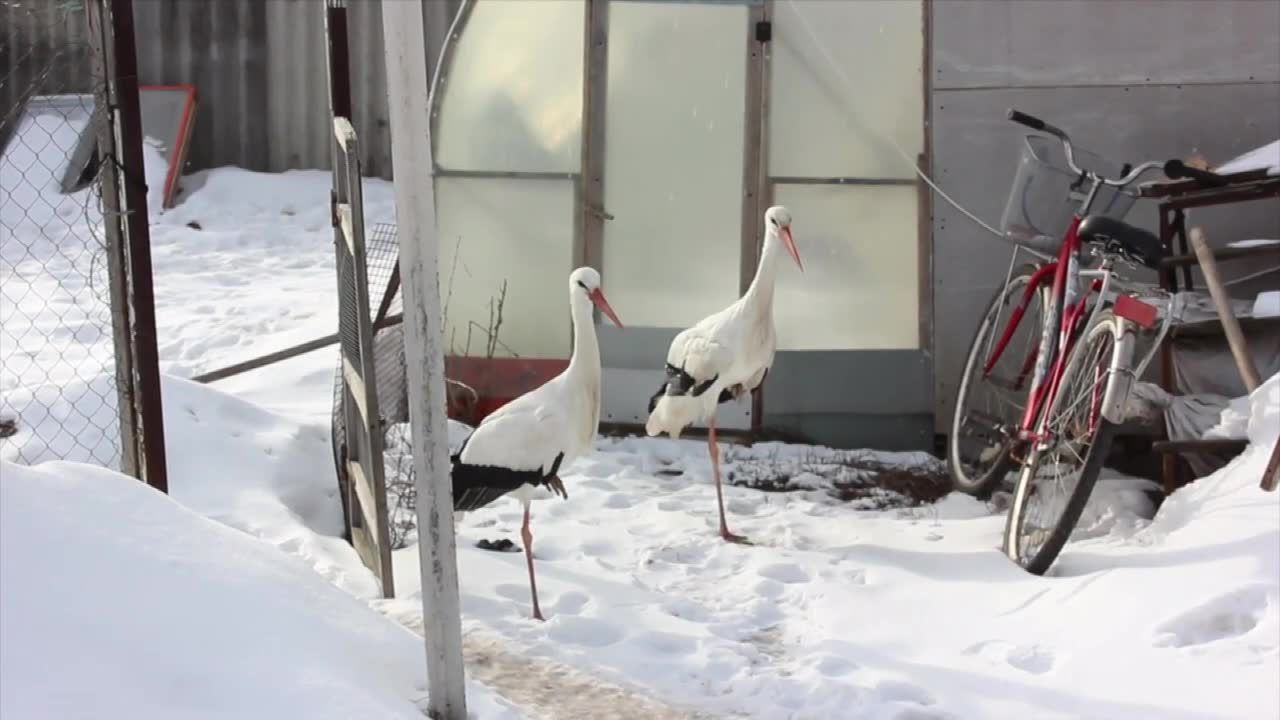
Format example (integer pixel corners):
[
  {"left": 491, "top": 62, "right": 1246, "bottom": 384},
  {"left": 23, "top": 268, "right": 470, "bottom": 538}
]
[
  {"left": 647, "top": 363, "right": 720, "bottom": 413},
  {"left": 451, "top": 449, "right": 567, "bottom": 513}
]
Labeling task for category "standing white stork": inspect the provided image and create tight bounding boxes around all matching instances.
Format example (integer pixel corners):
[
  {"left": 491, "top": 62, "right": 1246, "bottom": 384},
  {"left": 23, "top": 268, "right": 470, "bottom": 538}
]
[
  {"left": 451, "top": 266, "right": 623, "bottom": 620},
  {"left": 644, "top": 206, "right": 801, "bottom": 543}
]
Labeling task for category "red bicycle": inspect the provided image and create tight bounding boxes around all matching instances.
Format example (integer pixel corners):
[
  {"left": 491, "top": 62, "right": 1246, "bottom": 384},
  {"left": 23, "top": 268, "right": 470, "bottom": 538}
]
[{"left": 948, "top": 109, "right": 1223, "bottom": 574}]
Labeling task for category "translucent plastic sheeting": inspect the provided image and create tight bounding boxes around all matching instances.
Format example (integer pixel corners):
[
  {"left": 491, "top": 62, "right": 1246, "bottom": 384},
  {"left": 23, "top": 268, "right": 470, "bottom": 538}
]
[
  {"left": 435, "top": 177, "right": 575, "bottom": 358},
  {"left": 601, "top": 1, "right": 748, "bottom": 329},
  {"left": 770, "top": 0, "right": 924, "bottom": 180},
  {"left": 773, "top": 184, "right": 920, "bottom": 351},
  {"left": 433, "top": 0, "right": 584, "bottom": 173}
]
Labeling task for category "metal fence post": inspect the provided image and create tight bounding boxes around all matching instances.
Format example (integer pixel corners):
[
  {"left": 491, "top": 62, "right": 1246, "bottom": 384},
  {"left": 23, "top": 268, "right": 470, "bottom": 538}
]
[
  {"left": 84, "top": 0, "right": 168, "bottom": 492},
  {"left": 86, "top": 0, "right": 139, "bottom": 478},
  {"left": 380, "top": 0, "right": 468, "bottom": 717}
]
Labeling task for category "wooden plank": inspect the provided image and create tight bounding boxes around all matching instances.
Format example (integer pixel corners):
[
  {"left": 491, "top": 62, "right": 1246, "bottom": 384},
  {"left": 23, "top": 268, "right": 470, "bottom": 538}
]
[
  {"left": 1158, "top": 243, "right": 1280, "bottom": 271},
  {"left": 190, "top": 311, "right": 404, "bottom": 384},
  {"left": 342, "top": 356, "right": 370, "bottom": 425},
  {"left": 351, "top": 524, "right": 378, "bottom": 576},
  {"left": 579, "top": 0, "right": 609, "bottom": 271},
  {"left": 1152, "top": 438, "right": 1249, "bottom": 455},
  {"left": 738, "top": 0, "right": 765, "bottom": 296},
  {"left": 381, "top": 1, "right": 469, "bottom": 715},
  {"left": 333, "top": 116, "right": 357, "bottom": 150},
  {"left": 337, "top": 204, "right": 357, "bottom": 257},
  {"left": 1189, "top": 226, "right": 1262, "bottom": 391},
  {"left": 347, "top": 460, "right": 382, "bottom": 537}
]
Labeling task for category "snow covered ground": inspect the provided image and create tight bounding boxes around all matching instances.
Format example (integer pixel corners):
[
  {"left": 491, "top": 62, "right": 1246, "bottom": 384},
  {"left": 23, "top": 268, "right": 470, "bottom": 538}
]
[
  {"left": 3, "top": 146, "right": 1279, "bottom": 718},
  {"left": 0, "top": 455, "right": 522, "bottom": 720}
]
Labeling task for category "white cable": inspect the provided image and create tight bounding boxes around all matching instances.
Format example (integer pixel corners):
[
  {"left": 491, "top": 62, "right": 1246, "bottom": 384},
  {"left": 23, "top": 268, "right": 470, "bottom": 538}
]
[
  {"left": 1224, "top": 264, "right": 1280, "bottom": 286},
  {"left": 780, "top": 0, "right": 1006, "bottom": 240}
]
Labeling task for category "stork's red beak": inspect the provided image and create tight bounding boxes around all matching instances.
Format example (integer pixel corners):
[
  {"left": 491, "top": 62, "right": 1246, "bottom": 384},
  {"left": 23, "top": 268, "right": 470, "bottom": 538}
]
[
  {"left": 589, "top": 288, "right": 624, "bottom": 328},
  {"left": 781, "top": 225, "right": 802, "bottom": 272}
]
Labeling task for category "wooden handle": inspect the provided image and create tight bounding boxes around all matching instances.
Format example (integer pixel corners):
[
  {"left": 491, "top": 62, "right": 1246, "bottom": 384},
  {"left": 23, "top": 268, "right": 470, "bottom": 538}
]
[
  {"left": 1189, "top": 226, "right": 1262, "bottom": 392},
  {"left": 1263, "top": 436, "right": 1280, "bottom": 492}
]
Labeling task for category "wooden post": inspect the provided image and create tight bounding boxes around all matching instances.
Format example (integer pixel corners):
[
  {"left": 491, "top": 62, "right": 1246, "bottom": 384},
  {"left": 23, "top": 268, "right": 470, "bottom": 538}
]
[
  {"left": 1188, "top": 227, "right": 1261, "bottom": 392},
  {"left": 86, "top": 0, "right": 168, "bottom": 492},
  {"left": 380, "top": 1, "right": 468, "bottom": 718}
]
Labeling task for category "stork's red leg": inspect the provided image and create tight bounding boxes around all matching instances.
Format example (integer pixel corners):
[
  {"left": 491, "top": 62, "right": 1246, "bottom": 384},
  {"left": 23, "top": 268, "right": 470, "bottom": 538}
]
[
  {"left": 709, "top": 419, "right": 749, "bottom": 544},
  {"left": 521, "top": 504, "right": 544, "bottom": 621}
]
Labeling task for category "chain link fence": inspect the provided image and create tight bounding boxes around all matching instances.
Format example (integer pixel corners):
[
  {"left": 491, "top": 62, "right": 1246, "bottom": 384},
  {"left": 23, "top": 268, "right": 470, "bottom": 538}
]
[{"left": 1, "top": 0, "right": 121, "bottom": 467}]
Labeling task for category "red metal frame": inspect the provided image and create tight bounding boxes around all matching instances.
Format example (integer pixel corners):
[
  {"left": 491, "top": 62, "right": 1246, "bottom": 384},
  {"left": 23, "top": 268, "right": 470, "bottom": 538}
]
[
  {"left": 980, "top": 214, "right": 1098, "bottom": 443},
  {"left": 139, "top": 83, "right": 196, "bottom": 209},
  {"left": 444, "top": 355, "right": 568, "bottom": 424}
]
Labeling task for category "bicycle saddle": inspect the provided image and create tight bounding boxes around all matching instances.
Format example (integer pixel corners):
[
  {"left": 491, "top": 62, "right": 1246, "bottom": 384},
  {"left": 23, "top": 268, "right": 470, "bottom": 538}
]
[{"left": 1077, "top": 215, "right": 1164, "bottom": 270}]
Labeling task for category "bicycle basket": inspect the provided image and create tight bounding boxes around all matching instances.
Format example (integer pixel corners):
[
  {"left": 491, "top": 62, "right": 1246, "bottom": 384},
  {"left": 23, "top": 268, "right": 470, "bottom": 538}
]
[{"left": 999, "top": 135, "right": 1139, "bottom": 252}]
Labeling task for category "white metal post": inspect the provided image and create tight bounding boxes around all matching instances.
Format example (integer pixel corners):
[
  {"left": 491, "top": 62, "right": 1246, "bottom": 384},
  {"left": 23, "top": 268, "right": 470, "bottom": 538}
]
[{"left": 379, "top": 2, "right": 468, "bottom": 718}]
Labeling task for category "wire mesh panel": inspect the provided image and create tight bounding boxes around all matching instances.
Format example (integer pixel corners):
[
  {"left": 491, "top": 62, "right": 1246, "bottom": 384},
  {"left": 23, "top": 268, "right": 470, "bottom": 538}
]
[
  {"left": 330, "top": 221, "right": 417, "bottom": 548},
  {"left": 0, "top": 0, "right": 121, "bottom": 468},
  {"left": 330, "top": 117, "right": 395, "bottom": 597}
]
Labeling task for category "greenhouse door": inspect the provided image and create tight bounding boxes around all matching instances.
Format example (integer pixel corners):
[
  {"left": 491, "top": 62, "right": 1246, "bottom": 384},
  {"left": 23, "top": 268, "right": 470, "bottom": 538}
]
[{"left": 594, "top": 0, "right": 759, "bottom": 431}]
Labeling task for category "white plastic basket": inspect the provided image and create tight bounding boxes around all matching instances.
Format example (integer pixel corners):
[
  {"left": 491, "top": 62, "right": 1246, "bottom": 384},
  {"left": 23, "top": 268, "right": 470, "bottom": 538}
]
[{"left": 999, "top": 135, "right": 1139, "bottom": 252}]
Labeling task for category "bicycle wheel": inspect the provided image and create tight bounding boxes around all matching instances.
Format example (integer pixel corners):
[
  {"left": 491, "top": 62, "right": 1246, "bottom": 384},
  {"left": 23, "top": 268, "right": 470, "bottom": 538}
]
[
  {"left": 948, "top": 265, "right": 1047, "bottom": 496},
  {"left": 1003, "top": 311, "right": 1124, "bottom": 575}
]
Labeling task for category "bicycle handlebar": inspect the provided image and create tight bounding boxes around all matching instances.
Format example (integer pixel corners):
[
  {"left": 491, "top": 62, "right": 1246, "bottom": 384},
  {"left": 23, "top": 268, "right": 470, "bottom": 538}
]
[
  {"left": 1007, "top": 109, "right": 1059, "bottom": 137},
  {"left": 1163, "top": 158, "right": 1229, "bottom": 187},
  {"left": 1006, "top": 107, "right": 1225, "bottom": 191}
]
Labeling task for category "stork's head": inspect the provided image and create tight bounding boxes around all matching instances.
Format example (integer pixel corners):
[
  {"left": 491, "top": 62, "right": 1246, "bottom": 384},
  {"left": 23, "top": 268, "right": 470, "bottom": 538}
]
[
  {"left": 764, "top": 205, "right": 802, "bottom": 272},
  {"left": 569, "top": 266, "right": 623, "bottom": 328}
]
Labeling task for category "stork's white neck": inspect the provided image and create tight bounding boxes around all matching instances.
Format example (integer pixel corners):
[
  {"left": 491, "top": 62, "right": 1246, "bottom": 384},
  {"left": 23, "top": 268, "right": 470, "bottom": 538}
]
[
  {"left": 566, "top": 293, "right": 601, "bottom": 381},
  {"left": 742, "top": 229, "right": 784, "bottom": 312}
]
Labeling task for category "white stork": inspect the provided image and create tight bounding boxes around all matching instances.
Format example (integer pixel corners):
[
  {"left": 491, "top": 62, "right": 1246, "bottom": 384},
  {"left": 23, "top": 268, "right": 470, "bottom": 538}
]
[
  {"left": 644, "top": 206, "right": 801, "bottom": 543},
  {"left": 451, "top": 266, "right": 623, "bottom": 620}
]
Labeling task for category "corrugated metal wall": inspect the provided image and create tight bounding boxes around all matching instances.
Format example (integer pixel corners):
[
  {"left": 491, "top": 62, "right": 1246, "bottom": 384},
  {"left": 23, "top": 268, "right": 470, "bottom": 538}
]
[
  {"left": 929, "top": 0, "right": 1280, "bottom": 431},
  {"left": 132, "top": 0, "right": 397, "bottom": 177},
  {"left": 1, "top": 1, "right": 94, "bottom": 141},
  {"left": 5, "top": 0, "right": 461, "bottom": 180}
]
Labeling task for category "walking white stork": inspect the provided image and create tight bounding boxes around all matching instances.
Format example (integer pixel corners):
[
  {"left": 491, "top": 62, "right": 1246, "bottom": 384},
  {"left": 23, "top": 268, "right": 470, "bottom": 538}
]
[
  {"left": 451, "top": 266, "right": 623, "bottom": 620},
  {"left": 644, "top": 206, "right": 801, "bottom": 543}
]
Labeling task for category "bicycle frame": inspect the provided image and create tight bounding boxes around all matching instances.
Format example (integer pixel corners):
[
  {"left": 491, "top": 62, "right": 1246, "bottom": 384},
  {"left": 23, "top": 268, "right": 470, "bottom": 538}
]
[
  {"left": 971, "top": 109, "right": 1206, "bottom": 459},
  {"left": 983, "top": 180, "right": 1101, "bottom": 442},
  {"left": 981, "top": 176, "right": 1174, "bottom": 444}
]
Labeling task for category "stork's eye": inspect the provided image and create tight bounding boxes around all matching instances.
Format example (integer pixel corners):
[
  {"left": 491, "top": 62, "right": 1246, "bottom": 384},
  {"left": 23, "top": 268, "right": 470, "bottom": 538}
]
[
  {"left": 577, "top": 280, "right": 589, "bottom": 291},
  {"left": 770, "top": 218, "right": 778, "bottom": 226}
]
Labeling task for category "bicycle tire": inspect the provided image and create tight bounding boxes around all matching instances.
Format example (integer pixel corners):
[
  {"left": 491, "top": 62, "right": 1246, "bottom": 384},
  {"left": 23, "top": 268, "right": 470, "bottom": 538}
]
[
  {"left": 1003, "top": 312, "right": 1122, "bottom": 575},
  {"left": 947, "top": 265, "right": 1045, "bottom": 497}
]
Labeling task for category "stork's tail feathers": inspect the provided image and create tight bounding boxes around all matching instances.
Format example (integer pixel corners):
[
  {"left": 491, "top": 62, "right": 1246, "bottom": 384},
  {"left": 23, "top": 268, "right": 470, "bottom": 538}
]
[
  {"left": 645, "top": 393, "right": 705, "bottom": 438},
  {"left": 451, "top": 441, "right": 567, "bottom": 512},
  {"left": 645, "top": 363, "right": 720, "bottom": 438}
]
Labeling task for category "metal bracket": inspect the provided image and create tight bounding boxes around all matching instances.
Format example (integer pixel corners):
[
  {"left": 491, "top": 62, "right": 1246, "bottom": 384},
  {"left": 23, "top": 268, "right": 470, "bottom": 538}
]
[
  {"left": 755, "top": 20, "right": 771, "bottom": 42},
  {"left": 586, "top": 203, "right": 614, "bottom": 221}
]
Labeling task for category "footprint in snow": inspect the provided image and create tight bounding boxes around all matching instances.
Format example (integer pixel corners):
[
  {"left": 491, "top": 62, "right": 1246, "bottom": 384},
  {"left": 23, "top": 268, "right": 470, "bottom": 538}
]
[
  {"left": 495, "top": 583, "right": 530, "bottom": 603},
  {"left": 810, "top": 654, "right": 857, "bottom": 677},
  {"left": 963, "top": 640, "right": 1056, "bottom": 675},
  {"left": 627, "top": 630, "right": 698, "bottom": 656},
  {"left": 575, "top": 478, "right": 617, "bottom": 492},
  {"left": 547, "top": 615, "right": 624, "bottom": 648},
  {"left": 876, "top": 679, "right": 936, "bottom": 706},
  {"left": 757, "top": 563, "right": 809, "bottom": 584},
  {"left": 754, "top": 578, "right": 786, "bottom": 599},
  {"left": 646, "top": 542, "right": 711, "bottom": 567},
  {"left": 661, "top": 597, "right": 712, "bottom": 623},
  {"left": 1153, "top": 584, "right": 1272, "bottom": 649},
  {"left": 602, "top": 493, "right": 637, "bottom": 509},
  {"left": 577, "top": 538, "right": 616, "bottom": 557}
]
